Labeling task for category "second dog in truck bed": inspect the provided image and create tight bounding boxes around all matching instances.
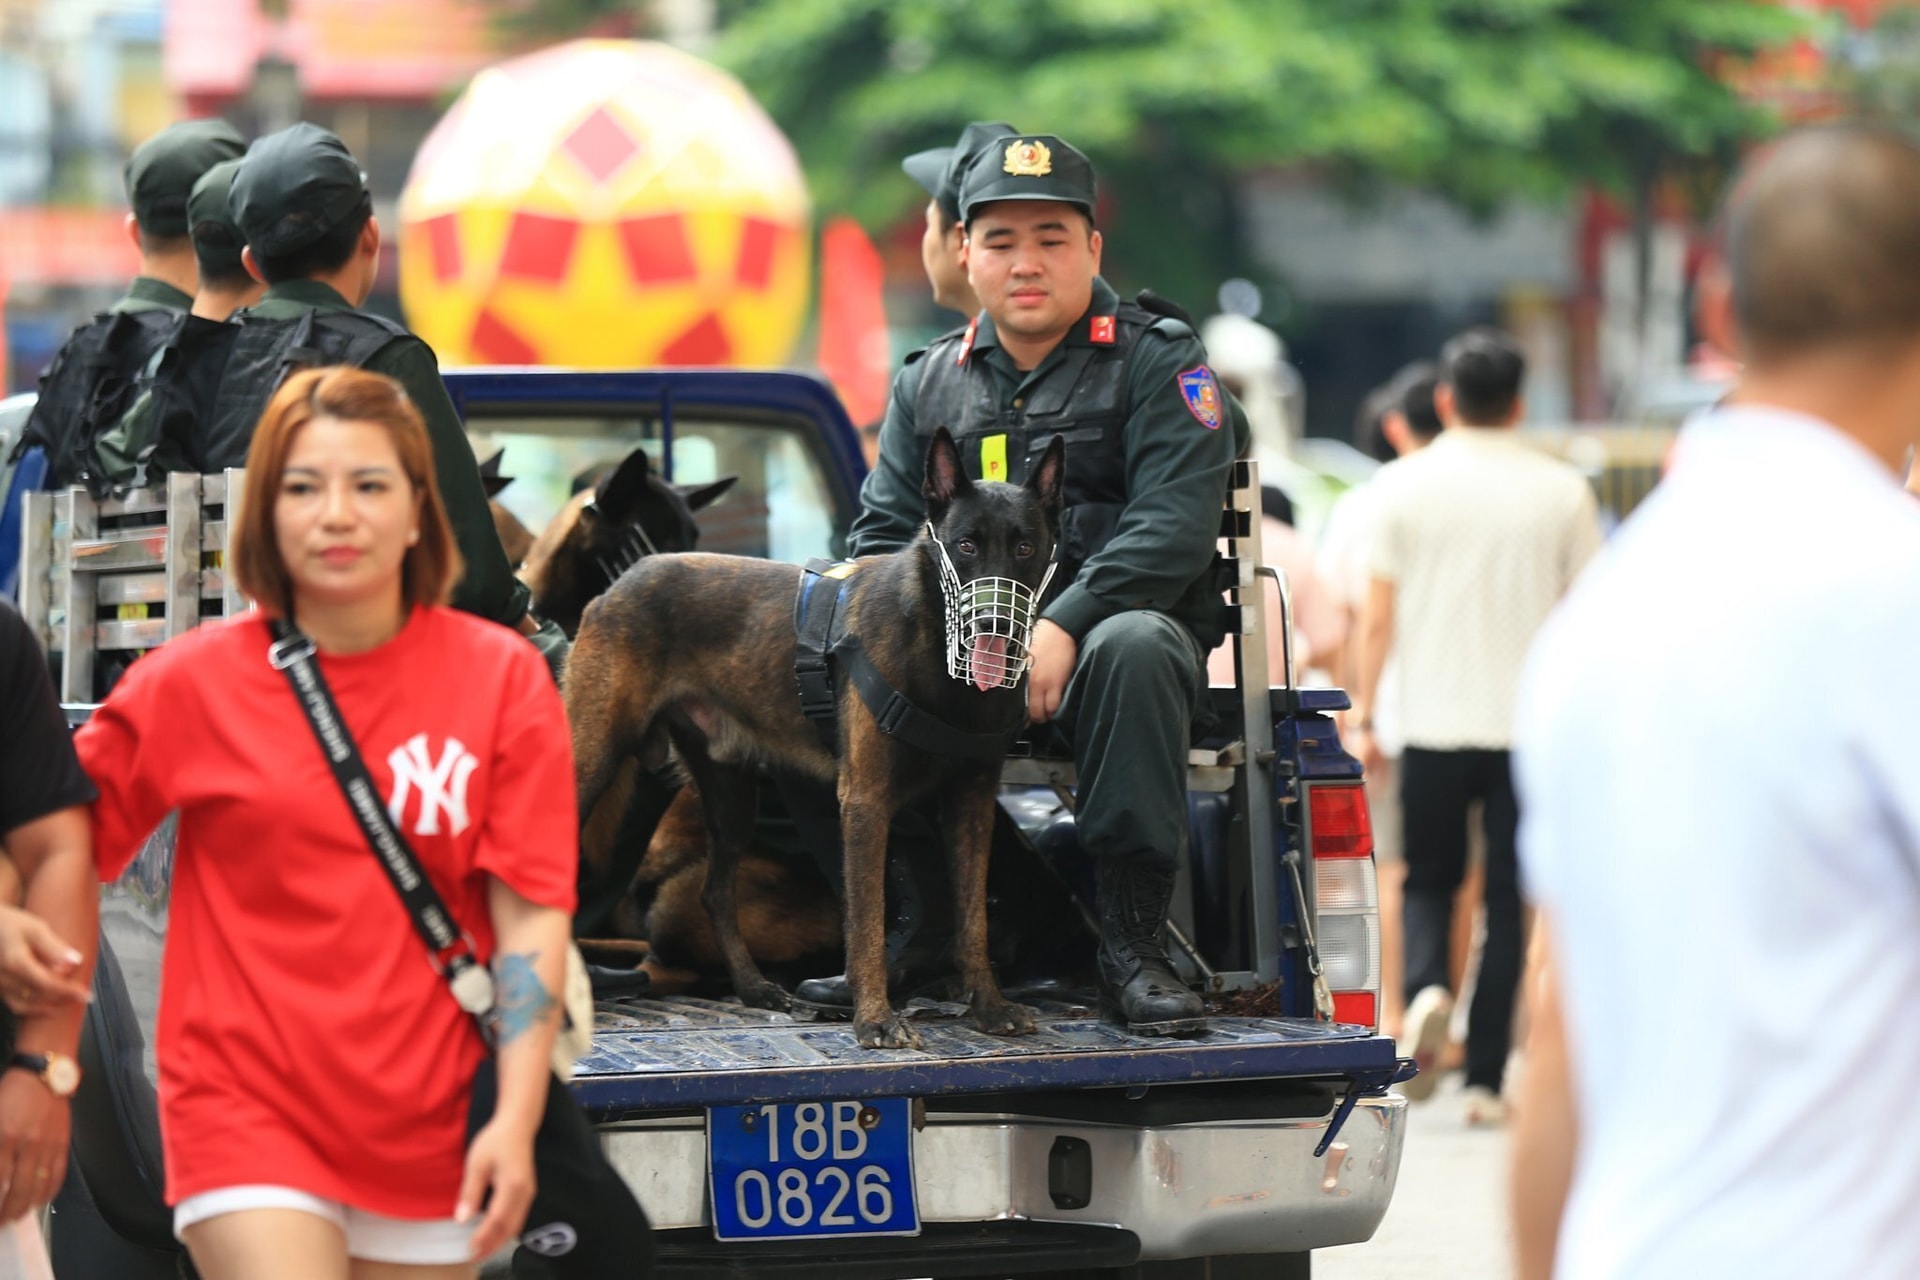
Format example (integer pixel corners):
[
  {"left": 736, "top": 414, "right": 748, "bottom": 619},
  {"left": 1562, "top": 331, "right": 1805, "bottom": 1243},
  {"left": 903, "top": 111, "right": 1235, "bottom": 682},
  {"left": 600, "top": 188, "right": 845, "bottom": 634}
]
[{"left": 566, "top": 428, "right": 1066, "bottom": 1049}]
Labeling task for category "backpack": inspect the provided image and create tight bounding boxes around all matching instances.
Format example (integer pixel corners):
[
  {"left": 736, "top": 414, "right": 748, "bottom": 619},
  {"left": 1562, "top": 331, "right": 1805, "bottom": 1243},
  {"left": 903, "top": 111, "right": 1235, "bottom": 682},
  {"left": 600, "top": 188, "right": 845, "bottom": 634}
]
[
  {"left": 92, "top": 315, "right": 236, "bottom": 492},
  {"left": 88, "top": 306, "right": 408, "bottom": 492},
  {"left": 10, "top": 309, "right": 181, "bottom": 497}
]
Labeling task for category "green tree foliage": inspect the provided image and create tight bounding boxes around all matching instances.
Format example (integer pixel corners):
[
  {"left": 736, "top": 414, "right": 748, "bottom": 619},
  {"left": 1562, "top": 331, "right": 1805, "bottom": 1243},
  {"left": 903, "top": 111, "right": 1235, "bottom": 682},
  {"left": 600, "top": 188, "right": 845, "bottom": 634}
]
[{"left": 706, "top": 0, "right": 1804, "bottom": 312}]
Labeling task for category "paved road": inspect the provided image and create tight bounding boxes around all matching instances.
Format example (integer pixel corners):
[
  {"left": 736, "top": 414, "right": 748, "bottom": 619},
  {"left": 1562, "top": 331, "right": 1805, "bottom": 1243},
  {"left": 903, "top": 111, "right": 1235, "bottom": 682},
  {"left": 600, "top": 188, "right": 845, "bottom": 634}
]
[{"left": 1316, "top": 1075, "right": 1514, "bottom": 1280}]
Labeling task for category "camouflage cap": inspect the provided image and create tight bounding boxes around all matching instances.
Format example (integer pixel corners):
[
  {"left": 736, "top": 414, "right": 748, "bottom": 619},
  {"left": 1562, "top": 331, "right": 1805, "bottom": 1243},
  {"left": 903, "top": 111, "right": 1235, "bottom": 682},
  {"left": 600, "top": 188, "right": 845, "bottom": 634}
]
[
  {"left": 187, "top": 158, "right": 247, "bottom": 274},
  {"left": 957, "top": 134, "right": 1096, "bottom": 223},
  {"left": 901, "top": 120, "right": 1020, "bottom": 224},
  {"left": 229, "top": 123, "right": 370, "bottom": 259},
  {"left": 123, "top": 119, "right": 247, "bottom": 237}
]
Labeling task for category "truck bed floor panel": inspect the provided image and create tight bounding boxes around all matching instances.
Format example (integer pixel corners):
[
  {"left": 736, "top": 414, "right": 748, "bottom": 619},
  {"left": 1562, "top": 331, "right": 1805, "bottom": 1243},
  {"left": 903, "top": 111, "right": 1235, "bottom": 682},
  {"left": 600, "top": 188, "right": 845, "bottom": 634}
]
[{"left": 574, "top": 995, "right": 1397, "bottom": 1115}]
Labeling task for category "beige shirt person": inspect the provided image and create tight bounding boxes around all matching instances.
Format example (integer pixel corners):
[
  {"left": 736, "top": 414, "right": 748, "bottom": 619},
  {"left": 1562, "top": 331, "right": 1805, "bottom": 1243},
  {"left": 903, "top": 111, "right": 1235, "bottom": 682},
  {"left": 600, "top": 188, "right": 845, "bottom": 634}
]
[{"left": 1365, "top": 429, "right": 1599, "bottom": 749}]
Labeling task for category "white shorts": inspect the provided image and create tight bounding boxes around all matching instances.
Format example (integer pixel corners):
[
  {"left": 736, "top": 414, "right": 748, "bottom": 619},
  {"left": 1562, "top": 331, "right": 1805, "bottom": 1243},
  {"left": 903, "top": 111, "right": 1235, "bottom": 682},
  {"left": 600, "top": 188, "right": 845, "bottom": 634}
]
[{"left": 174, "top": 1185, "right": 476, "bottom": 1265}]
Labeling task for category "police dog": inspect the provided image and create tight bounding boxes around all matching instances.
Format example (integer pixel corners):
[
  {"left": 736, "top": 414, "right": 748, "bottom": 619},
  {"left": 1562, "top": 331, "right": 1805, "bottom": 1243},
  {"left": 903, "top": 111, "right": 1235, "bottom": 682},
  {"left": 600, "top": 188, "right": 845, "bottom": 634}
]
[
  {"left": 520, "top": 448, "right": 736, "bottom": 638},
  {"left": 566, "top": 428, "right": 1066, "bottom": 1049}
]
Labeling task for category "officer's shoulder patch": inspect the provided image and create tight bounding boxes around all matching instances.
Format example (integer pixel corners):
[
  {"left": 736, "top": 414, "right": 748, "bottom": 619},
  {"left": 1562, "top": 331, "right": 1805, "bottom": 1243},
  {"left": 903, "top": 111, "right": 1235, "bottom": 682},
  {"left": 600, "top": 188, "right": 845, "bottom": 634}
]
[{"left": 1176, "top": 366, "right": 1224, "bottom": 430}]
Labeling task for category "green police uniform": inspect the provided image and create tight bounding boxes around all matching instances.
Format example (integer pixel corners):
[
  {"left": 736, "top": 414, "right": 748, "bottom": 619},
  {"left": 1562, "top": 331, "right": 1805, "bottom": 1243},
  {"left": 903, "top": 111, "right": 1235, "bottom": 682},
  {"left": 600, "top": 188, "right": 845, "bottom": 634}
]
[
  {"left": 15, "top": 119, "right": 244, "bottom": 491},
  {"left": 113, "top": 118, "right": 248, "bottom": 316},
  {"left": 109, "top": 276, "right": 194, "bottom": 316},
  {"left": 225, "top": 125, "right": 531, "bottom": 629},
  {"left": 850, "top": 135, "right": 1248, "bottom": 1033}
]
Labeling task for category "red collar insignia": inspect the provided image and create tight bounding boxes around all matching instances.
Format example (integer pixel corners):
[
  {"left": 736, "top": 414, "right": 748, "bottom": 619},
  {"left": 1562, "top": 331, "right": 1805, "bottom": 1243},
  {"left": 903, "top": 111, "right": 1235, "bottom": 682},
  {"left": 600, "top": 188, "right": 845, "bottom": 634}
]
[
  {"left": 1090, "top": 315, "right": 1116, "bottom": 345},
  {"left": 957, "top": 317, "right": 979, "bottom": 365}
]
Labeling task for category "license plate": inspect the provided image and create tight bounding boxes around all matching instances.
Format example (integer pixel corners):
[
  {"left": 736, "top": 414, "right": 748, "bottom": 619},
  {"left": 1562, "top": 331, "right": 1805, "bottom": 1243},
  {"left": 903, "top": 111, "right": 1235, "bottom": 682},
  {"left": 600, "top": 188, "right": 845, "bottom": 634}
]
[{"left": 707, "top": 1098, "right": 919, "bottom": 1241}]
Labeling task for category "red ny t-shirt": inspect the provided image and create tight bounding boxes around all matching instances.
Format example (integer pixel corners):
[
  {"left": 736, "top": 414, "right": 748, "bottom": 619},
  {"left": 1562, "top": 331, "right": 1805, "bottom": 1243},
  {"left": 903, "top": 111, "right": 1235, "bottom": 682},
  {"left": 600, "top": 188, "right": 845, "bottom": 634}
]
[{"left": 77, "top": 607, "right": 577, "bottom": 1218}]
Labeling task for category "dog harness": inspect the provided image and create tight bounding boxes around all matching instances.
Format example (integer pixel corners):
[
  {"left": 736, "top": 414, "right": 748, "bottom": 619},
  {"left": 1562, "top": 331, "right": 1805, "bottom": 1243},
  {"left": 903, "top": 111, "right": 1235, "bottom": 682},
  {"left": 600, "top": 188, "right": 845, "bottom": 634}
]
[{"left": 792, "top": 558, "right": 1023, "bottom": 761}]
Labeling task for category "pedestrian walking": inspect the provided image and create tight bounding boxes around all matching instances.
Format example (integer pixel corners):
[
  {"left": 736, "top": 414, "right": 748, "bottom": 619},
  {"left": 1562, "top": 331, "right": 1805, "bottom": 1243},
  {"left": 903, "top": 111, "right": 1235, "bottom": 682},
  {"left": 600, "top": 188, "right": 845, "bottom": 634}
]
[
  {"left": 1350, "top": 329, "right": 1600, "bottom": 1120},
  {"left": 1511, "top": 125, "right": 1920, "bottom": 1280},
  {"left": 74, "top": 367, "right": 578, "bottom": 1278},
  {"left": 1318, "top": 361, "right": 1442, "bottom": 1040},
  {"left": 0, "top": 599, "right": 99, "bottom": 1223}
]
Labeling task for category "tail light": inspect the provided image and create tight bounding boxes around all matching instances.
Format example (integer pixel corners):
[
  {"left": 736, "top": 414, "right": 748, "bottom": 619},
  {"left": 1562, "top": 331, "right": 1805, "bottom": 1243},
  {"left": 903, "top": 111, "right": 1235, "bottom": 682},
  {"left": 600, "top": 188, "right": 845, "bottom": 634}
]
[{"left": 1307, "top": 783, "right": 1380, "bottom": 1030}]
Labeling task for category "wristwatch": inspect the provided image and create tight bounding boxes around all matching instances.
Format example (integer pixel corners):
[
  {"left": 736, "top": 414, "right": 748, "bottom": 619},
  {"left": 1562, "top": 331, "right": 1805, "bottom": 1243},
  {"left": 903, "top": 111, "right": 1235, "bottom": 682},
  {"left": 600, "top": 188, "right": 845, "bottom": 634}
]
[{"left": 7, "top": 1051, "right": 81, "bottom": 1098}]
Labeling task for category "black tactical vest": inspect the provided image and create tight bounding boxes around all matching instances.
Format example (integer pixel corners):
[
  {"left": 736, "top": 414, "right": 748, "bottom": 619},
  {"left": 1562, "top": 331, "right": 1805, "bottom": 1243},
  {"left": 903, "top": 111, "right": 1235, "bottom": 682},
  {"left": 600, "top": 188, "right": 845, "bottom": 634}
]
[
  {"left": 911, "top": 300, "right": 1163, "bottom": 588},
  {"left": 195, "top": 308, "right": 408, "bottom": 470},
  {"left": 14, "top": 309, "right": 181, "bottom": 495}
]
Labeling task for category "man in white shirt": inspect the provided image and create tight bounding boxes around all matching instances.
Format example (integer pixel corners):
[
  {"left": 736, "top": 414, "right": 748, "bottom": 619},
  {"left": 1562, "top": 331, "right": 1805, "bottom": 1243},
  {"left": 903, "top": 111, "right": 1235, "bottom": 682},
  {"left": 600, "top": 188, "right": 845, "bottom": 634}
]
[
  {"left": 1318, "top": 362, "right": 1442, "bottom": 1042},
  {"left": 1510, "top": 126, "right": 1920, "bottom": 1280},
  {"left": 1351, "top": 330, "right": 1600, "bottom": 1119}
]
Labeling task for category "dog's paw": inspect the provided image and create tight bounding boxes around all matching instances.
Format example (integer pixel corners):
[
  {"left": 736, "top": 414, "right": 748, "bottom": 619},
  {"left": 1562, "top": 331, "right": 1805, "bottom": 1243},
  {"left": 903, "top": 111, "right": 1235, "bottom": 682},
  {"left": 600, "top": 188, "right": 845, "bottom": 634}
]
[
  {"left": 855, "top": 1016, "right": 923, "bottom": 1051},
  {"left": 737, "top": 979, "right": 792, "bottom": 1013},
  {"left": 972, "top": 999, "right": 1038, "bottom": 1037}
]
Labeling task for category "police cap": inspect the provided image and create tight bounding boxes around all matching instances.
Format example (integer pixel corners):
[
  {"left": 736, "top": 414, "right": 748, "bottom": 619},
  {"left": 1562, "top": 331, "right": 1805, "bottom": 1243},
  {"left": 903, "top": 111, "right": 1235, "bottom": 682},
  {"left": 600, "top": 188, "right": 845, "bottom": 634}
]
[
  {"left": 230, "top": 123, "right": 370, "bottom": 259},
  {"left": 902, "top": 120, "right": 1019, "bottom": 224},
  {"left": 123, "top": 119, "right": 246, "bottom": 237},
  {"left": 957, "top": 134, "right": 1096, "bottom": 223},
  {"left": 187, "top": 158, "right": 247, "bottom": 274}
]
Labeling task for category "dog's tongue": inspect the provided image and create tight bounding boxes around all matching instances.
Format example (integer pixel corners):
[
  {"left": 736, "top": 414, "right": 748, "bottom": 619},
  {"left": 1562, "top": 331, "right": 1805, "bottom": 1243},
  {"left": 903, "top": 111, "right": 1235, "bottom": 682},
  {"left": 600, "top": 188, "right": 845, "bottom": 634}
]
[{"left": 971, "top": 634, "right": 1009, "bottom": 691}]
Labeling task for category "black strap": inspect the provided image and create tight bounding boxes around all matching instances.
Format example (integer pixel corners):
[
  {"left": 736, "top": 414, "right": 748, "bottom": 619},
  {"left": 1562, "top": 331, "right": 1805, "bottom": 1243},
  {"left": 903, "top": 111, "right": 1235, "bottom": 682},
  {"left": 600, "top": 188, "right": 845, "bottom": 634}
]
[
  {"left": 834, "top": 635, "right": 1021, "bottom": 761},
  {"left": 793, "top": 559, "right": 848, "bottom": 751},
  {"left": 267, "top": 620, "right": 495, "bottom": 1027}
]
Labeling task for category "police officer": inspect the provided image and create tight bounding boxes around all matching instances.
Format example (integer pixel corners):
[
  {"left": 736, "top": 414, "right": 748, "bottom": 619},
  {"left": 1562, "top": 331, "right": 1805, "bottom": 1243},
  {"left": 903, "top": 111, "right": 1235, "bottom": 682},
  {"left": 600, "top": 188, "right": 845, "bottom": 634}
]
[
  {"left": 14, "top": 119, "right": 245, "bottom": 490},
  {"left": 185, "top": 158, "right": 264, "bottom": 322},
  {"left": 88, "top": 158, "right": 269, "bottom": 489},
  {"left": 851, "top": 136, "right": 1247, "bottom": 1035},
  {"left": 901, "top": 120, "right": 1018, "bottom": 317},
  {"left": 222, "top": 123, "right": 535, "bottom": 637}
]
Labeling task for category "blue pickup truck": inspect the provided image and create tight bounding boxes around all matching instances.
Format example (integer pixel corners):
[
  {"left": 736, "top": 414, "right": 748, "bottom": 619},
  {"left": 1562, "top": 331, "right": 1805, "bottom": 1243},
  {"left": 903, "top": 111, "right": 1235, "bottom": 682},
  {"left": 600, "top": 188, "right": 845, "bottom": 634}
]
[{"left": 17, "top": 367, "right": 1406, "bottom": 1279}]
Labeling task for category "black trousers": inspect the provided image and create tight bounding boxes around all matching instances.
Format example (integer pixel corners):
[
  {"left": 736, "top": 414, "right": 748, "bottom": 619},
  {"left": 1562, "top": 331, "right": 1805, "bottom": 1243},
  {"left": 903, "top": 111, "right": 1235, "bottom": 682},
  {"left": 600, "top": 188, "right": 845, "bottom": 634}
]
[{"left": 1399, "top": 746, "right": 1522, "bottom": 1092}]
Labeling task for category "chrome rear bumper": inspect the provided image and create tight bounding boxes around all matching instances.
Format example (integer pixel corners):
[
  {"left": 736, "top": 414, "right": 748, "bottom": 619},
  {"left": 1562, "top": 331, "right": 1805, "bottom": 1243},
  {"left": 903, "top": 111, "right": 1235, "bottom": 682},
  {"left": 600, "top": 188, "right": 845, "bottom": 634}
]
[{"left": 603, "top": 1092, "right": 1405, "bottom": 1259}]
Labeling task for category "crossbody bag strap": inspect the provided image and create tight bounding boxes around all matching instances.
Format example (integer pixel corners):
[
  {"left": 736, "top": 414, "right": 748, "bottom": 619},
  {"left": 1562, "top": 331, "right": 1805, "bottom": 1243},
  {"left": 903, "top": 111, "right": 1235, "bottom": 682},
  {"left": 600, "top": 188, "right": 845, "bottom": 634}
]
[{"left": 267, "top": 619, "right": 498, "bottom": 1027}]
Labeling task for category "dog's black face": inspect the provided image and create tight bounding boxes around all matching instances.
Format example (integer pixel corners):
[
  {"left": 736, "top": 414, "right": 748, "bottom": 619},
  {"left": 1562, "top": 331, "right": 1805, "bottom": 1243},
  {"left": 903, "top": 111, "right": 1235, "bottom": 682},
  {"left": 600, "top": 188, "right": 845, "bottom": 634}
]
[
  {"left": 579, "top": 448, "right": 737, "bottom": 582},
  {"left": 920, "top": 428, "right": 1067, "bottom": 690},
  {"left": 528, "top": 447, "right": 738, "bottom": 636},
  {"left": 921, "top": 427, "right": 1065, "bottom": 595}
]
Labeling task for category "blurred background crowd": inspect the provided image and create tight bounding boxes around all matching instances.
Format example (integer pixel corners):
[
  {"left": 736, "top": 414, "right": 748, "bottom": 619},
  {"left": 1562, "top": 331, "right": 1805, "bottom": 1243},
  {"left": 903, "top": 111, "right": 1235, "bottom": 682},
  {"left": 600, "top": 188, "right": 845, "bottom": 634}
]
[{"left": 2, "top": 0, "right": 1915, "bottom": 481}]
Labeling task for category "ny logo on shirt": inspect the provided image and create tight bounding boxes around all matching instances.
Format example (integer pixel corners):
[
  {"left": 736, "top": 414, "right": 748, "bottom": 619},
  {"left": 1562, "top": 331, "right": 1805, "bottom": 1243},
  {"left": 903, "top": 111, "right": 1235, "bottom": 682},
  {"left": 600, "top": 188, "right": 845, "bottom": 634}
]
[{"left": 386, "top": 734, "right": 478, "bottom": 837}]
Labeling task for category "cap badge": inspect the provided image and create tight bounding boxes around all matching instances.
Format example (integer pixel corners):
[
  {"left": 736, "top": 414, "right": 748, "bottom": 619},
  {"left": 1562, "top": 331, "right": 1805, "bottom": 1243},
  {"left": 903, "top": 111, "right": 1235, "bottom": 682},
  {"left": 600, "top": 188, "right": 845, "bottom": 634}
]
[{"left": 1003, "top": 139, "right": 1053, "bottom": 177}]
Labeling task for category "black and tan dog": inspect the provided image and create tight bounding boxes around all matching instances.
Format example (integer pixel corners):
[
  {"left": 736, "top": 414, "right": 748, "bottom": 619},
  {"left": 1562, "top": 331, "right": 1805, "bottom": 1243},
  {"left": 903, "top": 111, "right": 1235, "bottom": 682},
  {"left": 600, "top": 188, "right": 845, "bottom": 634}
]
[
  {"left": 566, "top": 428, "right": 1066, "bottom": 1048},
  {"left": 521, "top": 448, "right": 736, "bottom": 638}
]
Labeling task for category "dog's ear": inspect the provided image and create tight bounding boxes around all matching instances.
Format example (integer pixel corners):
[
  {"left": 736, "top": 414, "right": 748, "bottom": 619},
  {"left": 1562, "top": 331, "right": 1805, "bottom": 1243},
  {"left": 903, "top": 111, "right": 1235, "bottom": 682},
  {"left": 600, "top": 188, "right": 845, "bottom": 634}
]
[
  {"left": 593, "top": 448, "right": 654, "bottom": 523},
  {"left": 1027, "top": 434, "right": 1067, "bottom": 515},
  {"left": 674, "top": 475, "right": 738, "bottom": 512},
  {"left": 922, "top": 427, "right": 971, "bottom": 513}
]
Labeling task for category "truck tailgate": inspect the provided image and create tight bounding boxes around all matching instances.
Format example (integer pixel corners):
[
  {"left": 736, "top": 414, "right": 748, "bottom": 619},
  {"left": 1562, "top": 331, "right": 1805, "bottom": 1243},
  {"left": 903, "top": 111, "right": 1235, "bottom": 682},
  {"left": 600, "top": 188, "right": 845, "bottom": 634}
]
[{"left": 573, "top": 993, "right": 1399, "bottom": 1117}]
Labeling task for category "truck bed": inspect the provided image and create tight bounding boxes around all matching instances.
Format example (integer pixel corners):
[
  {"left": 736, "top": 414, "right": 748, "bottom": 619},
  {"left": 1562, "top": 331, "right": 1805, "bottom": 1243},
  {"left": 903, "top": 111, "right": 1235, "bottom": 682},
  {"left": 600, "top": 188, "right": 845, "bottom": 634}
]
[{"left": 574, "top": 991, "right": 1400, "bottom": 1118}]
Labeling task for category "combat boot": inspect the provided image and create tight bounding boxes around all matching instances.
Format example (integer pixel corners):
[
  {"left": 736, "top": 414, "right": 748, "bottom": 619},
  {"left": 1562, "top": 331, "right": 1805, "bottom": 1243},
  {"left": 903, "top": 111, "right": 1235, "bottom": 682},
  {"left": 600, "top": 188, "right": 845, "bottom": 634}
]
[
  {"left": 792, "top": 848, "right": 956, "bottom": 1018},
  {"left": 1095, "top": 858, "right": 1207, "bottom": 1036}
]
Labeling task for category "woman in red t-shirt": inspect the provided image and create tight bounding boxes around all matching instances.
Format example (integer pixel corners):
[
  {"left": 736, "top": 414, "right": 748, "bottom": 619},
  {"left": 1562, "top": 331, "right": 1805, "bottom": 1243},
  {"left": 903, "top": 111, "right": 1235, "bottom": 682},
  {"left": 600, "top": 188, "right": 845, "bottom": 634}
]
[{"left": 77, "top": 367, "right": 577, "bottom": 1279}]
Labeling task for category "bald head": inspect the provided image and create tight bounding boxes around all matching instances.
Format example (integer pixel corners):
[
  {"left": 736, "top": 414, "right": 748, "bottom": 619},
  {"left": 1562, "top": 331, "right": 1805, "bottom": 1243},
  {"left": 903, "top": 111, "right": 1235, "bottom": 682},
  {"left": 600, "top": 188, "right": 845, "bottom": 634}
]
[{"left": 1726, "top": 128, "right": 1920, "bottom": 364}]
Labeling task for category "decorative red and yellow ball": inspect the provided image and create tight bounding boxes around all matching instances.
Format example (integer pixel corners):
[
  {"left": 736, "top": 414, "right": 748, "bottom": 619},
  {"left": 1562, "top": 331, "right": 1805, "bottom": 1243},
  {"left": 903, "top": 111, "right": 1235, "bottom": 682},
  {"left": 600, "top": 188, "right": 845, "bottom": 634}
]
[{"left": 398, "top": 39, "right": 811, "bottom": 368}]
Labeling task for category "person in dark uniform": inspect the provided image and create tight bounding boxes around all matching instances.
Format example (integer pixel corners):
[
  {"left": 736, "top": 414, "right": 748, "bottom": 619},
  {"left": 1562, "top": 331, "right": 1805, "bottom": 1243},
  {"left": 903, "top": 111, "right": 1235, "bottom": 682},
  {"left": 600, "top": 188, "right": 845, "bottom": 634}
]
[
  {"left": 224, "top": 123, "right": 535, "bottom": 636},
  {"left": 113, "top": 120, "right": 248, "bottom": 318},
  {"left": 184, "top": 158, "right": 264, "bottom": 323},
  {"left": 901, "top": 120, "right": 1018, "bottom": 318},
  {"left": 13, "top": 119, "right": 244, "bottom": 491},
  {"left": 848, "top": 135, "right": 1247, "bottom": 1034}
]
